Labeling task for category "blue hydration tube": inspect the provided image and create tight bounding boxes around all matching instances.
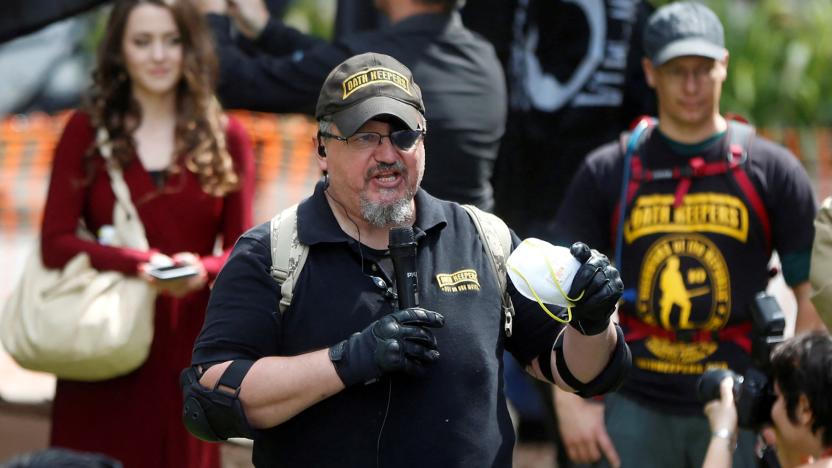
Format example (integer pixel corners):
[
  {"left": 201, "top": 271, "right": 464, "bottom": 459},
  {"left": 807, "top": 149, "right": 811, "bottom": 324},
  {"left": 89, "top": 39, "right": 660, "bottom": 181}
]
[{"left": 615, "top": 118, "right": 653, "bottom": 303}]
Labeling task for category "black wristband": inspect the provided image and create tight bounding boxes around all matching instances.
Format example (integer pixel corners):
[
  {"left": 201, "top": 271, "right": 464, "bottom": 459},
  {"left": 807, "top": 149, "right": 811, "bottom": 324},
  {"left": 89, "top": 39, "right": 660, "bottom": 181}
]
[{"left": 572, "top": 316, "right": 611, "bottom": 336}]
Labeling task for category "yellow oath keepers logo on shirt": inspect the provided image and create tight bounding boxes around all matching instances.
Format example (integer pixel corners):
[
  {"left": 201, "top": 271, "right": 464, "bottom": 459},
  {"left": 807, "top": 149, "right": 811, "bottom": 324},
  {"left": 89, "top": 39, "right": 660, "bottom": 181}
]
[
  {"left": 435, "top": 269, "right": 481, "bottom": 293},
  {"left": 341, "top": 67, "right": 411, "bottom": 99},
  {"left": 625, "top": 193, "right": 749, "bottom": 243}
]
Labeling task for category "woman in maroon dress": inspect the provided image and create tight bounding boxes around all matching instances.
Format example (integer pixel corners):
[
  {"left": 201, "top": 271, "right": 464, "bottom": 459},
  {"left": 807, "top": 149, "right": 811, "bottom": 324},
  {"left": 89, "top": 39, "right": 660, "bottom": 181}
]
[{"left": 41, "top": 1, "right": 254, "bottom": 466}]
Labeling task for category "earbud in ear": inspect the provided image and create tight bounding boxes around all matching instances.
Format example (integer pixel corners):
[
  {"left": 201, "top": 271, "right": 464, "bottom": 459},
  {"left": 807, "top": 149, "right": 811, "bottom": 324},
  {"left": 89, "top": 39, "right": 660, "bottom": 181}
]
[{"left": 318, "top": 144, "right": 326, "bottom": 157}]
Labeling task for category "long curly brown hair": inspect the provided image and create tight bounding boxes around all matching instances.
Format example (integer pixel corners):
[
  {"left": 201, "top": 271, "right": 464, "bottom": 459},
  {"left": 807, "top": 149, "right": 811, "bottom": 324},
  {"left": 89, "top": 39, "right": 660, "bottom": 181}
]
[{"left": 85, "top": 0, "right": 238, "bottom": 196}]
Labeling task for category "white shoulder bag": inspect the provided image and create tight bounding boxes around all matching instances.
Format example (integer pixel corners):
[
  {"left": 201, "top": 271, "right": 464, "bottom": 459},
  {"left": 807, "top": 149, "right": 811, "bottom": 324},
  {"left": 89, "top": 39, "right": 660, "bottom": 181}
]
[{"left": 0, "top": 128, "right": 157, "bottom": 381}]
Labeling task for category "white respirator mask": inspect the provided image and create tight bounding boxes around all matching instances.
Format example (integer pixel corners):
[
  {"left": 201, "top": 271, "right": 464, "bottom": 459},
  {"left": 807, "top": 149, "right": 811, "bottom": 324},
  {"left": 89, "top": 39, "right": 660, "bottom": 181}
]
[{"left": 507, "top": 238, "right": 584, "bottom": 322}]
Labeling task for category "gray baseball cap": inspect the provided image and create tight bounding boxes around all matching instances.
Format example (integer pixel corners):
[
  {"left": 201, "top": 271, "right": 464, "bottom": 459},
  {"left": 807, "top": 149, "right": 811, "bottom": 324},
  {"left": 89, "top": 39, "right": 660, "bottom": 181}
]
[
  {"left": 643, "top": 2, "right": 726, "bottom": 66},
  {"left": 315, "top": 53, "right": 425, "bottom": 137}
]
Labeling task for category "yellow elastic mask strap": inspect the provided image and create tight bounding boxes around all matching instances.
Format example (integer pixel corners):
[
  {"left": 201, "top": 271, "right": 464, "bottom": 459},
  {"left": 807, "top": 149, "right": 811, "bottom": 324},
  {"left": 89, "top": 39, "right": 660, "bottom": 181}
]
[
  {"left": 508, "top": 264, "right": 568, "bottom": 322},
  {"left": 522, "top": 240, "right": 587, "bottom": 321}
]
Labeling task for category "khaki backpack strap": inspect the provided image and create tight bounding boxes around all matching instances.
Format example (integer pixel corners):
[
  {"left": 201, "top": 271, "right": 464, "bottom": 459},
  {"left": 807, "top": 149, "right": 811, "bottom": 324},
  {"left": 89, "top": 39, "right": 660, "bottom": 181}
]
[
  {"left": 269, "top": 204, "right": 309, "bottom": 314},
  {"left": 462, "top": 204, "right": 515, "bottom": 337}
]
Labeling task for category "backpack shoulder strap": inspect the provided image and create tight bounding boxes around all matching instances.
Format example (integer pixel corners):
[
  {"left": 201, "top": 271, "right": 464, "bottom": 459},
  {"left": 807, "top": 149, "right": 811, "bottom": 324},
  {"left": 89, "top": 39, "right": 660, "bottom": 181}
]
[
  {"left": 269, "top": 203, "right": 309, "bottom": 314},
  {"left": 461, "top": 204, "right": 515, "bottom": 337},
  {"left": 726, "top": 120, "right": 772, "bottom": 253}
]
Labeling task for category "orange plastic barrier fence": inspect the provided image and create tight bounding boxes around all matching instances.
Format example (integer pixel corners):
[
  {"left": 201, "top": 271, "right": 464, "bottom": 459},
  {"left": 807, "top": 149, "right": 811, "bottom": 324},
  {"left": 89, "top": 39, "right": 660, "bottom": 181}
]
[
  {"left": 1, "top": 111, "right": 831, "bottom": 240},
  {"left": 0, "top": 110, "right": 321, "bottom": 238}
]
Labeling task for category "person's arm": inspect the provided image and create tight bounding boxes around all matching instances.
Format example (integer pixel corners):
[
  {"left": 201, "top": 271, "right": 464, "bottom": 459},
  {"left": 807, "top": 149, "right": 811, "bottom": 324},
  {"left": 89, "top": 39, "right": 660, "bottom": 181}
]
[
  {"left": 229, "top": 0, "right": 325, "bottom": 55},
  {"left": 702, "top": 377, "right": 738, "bottom": 468},
  {"left": 40, "top": 111, "right": 156, "bottom": 274},
  {"left": 544, "top": 149, "right": 623, "bottom": 466},
  {"left": 553, "top": 387, "right": 618, "bottom": 466},
  {"left": 252, "top": 16, "right": 327, "bottom": 56},
  {"left": 198, "top": 350, "right": 345, "bottom": 427},
  {"left": 191, "top": 236, "right": 444, "bottom": 429},
  {"left": 520, "top": 243, "right": 626, "bottom": 468},
  {"left": 198, "top": 306, "right": 444, "bottom": 428},
  {"left": 793, "top": 282, "right": 827, "bottom": 332},
  {"left": 203, "top": 12, "right": 341, "bottom": 112},
  {"left": 191, "top": 230, "right": 338, "bottom": 428}
]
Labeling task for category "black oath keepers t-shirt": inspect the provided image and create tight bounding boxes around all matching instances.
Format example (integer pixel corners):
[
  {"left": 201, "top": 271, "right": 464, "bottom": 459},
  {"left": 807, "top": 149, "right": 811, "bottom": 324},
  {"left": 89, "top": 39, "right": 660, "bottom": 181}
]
[{"left": 552, "top": 129, "right": 817, "bottom": 414}]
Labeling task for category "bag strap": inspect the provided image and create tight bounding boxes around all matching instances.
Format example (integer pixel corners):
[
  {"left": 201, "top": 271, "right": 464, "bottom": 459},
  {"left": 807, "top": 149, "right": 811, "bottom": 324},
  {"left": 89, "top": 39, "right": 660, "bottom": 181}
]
[
  {"left": 269, "top": 204, "right": 308, "bottom": 314},
  {"left": 461, "top": 204, "right": 515, "bottom": 337},
  {"left": 96, "top": 127, "right": 150, "bottom": 250}
]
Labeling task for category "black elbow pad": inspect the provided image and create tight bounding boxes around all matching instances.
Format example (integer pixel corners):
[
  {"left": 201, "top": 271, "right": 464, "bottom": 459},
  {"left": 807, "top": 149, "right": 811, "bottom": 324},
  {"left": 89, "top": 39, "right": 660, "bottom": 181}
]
[
  {"left": 554, "top": 323, "right": 631, "bottom": 398},
  {"left": 180, "top": 360, "right": 256, "bottom": 441}
]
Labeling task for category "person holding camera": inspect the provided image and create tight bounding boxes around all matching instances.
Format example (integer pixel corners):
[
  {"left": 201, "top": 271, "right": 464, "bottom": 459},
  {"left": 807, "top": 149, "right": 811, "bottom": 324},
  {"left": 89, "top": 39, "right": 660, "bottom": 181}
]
[{"left": 703, "top": 332, "right": 832, "bottom": 468}]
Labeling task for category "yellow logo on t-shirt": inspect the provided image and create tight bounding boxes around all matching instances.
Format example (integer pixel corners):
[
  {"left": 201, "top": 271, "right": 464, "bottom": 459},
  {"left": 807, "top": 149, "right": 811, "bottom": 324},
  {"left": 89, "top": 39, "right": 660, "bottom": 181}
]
[
  {"left": 631, "top": 233, "right": 732, "bottom": 374},
  {"left": 625, "top": 193, "right": 749, "bottom": 243}
]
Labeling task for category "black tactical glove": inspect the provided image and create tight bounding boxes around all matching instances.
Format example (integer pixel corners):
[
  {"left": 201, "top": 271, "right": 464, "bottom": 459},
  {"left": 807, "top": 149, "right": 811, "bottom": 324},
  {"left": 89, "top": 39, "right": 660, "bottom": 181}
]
[
  {"left": 329, "top": 307, "right": 445, "bottom": 387},
  {"left": 567, "top": 242, "right": 624, "bottom": 335}
]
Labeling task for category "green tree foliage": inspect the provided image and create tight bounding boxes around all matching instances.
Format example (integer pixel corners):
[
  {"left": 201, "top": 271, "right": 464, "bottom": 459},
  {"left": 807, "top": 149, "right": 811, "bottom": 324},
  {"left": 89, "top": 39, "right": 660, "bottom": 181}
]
[{"left": 283, "top": 0, "right": 336, "bottom": 40}]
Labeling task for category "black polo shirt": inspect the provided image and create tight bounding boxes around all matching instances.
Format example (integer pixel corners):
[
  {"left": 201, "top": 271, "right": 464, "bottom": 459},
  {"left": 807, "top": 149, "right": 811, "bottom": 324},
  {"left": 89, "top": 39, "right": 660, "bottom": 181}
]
[{"left": 193, "top": 181, "right": 562, "bottom": 467}]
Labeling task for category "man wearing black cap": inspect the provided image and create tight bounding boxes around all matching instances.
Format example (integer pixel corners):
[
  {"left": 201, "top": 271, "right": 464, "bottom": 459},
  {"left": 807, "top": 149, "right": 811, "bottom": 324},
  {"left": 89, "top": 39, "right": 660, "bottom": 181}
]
[
  {"left": 197, "top": 0, "right": 505, "bottom": 211},
  {"left": 550, "top": 2, "right": 823, "bottom": 467},
  {"left": 183, "top": 52, "right": 631, "bottom": 467}
]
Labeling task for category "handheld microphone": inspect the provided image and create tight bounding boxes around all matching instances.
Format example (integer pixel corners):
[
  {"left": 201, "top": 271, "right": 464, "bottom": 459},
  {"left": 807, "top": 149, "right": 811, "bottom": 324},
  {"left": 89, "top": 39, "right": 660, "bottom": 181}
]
[{"left": 388, "top": 227, "right": 419, "bottom": 309}]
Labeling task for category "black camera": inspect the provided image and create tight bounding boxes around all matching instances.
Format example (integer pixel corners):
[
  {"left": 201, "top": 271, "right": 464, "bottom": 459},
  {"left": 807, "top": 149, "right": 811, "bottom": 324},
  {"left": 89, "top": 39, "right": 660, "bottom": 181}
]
[{"left": 696, "top": 292, "right": 786, "bottom": 430}]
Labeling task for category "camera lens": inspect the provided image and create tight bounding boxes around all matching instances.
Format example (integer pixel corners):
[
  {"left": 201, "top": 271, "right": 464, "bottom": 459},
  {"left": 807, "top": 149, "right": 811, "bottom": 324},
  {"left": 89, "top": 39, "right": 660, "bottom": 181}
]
[{"left": 696, "top": 368, "right": 742, "bottom": 404}]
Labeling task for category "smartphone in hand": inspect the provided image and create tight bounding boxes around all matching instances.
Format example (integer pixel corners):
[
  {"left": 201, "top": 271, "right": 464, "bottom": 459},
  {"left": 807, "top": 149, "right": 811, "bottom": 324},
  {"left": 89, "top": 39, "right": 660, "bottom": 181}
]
[{"left": 148, "top": 264, "right": 200, "bottom": 281}]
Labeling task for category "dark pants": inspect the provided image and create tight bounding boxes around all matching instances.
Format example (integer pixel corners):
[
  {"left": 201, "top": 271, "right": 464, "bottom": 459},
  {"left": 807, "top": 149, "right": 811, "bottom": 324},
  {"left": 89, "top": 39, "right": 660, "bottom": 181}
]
[{"left": 570, "top": 392, "right": 758, "bottom": 468}]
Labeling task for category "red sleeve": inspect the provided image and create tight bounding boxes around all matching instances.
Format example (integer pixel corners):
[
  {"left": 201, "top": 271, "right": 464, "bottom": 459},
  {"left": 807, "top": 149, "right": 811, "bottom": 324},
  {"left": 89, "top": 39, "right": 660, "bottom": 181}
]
[
  {"left": 40, "top": 111, "right": 155, "bottom": 273},
  {"left": 199, "top": 115, "right": 256, "bottom": 278}
]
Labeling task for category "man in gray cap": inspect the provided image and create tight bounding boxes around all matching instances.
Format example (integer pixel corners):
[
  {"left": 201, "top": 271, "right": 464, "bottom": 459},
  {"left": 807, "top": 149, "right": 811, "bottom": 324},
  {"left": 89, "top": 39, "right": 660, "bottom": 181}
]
[
  {"left": 550, "top": 2, "right": 824, "bottom": 467},
  {"left": 181, "top": 52, "right": 631, "bottom": 467}
]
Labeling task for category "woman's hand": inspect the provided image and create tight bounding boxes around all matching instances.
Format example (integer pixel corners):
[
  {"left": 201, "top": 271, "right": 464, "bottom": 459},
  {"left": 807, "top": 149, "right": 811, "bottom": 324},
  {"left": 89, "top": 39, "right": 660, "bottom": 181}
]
[{"left": 139, "top": 252, "right": 207, "bottom": 298}]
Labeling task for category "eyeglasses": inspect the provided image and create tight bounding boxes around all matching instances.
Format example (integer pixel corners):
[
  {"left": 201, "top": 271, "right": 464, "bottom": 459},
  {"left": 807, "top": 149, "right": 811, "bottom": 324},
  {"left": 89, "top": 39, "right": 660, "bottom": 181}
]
[
  {"left": 319, "top": 129, "right": 426, "bottom": 152},
  {"left": 660, "top": 63, "right": 721, "bottom": 84}
]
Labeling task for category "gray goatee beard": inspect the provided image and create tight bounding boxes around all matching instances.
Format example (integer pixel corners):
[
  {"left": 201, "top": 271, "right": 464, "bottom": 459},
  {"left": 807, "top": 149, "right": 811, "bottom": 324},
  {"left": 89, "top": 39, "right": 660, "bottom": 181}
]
[
  {"left": 360, "top": 162, "right": 415, "bottom": 228},
  {"left": 360, "top": 190, "right": 415, "bottom": 228}
]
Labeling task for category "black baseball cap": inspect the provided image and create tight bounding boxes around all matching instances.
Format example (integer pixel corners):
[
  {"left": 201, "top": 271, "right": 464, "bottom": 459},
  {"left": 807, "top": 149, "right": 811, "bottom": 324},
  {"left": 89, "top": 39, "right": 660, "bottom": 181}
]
[
  {"left": 643, "top": 2, "right": 725, "bottom": 66},
  {"left": 315, "top": 53, "right": 425, "bottom": 137}
]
